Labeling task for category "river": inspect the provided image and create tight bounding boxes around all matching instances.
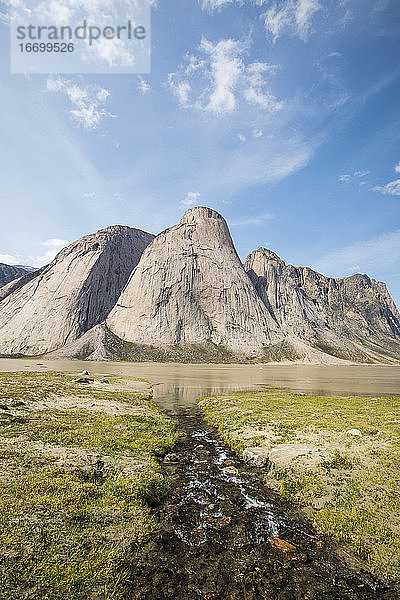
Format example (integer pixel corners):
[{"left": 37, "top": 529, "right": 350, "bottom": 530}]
[{"left": 0, "top": 359, "right": 399, "bottom": 408}]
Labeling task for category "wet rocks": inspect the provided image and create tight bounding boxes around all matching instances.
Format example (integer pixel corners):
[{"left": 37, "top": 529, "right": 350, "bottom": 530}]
[
  {"left": 222, "top": 465, "right": 239, "bottom": 475},
  {"left": 243, "top": 446, "right": 270, "bottom": 467},
  {"left": 268, "top": 537, "right": 308, "bottom": 563},
  {"left": 164, "top": 453, "right": 180, "bottom": 464}
]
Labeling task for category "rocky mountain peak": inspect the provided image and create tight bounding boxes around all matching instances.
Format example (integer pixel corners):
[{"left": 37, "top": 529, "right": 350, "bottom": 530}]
[
  {"left": 245, "top": 247, "right": 400, "bottom": 362},
  {"left": 179, "top": 206, "right": 225, "bottom": 224},
  {"left": 107, "top": 207, "right": 282, "bottom": 355},
  {"left": 0, "top": 225, "right": 154, "bottom": 355}
]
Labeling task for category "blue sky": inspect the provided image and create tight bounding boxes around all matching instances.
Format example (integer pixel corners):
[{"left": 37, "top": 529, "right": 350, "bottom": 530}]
[{"left": 0, "top": 0, "right": 400, "bottom": 306}]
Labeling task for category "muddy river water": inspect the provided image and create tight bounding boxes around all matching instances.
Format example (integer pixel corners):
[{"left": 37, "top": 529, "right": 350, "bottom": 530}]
[{"left": 1, "top": 359, "right": 399, "bottom": 599}]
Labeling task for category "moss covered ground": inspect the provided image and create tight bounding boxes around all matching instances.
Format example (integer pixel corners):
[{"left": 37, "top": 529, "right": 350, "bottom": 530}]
[
  {"left": 0, "top": 371, "right": 177, "bottom": 600},
  {"left": 199, "top": 387, "right": 400, "bottom": 584}
]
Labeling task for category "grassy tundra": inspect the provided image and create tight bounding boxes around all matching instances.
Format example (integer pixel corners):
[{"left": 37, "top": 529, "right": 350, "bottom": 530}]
[
  {"left": 0, "top": 371, "right": 177, "bottom": 600},
  {"left": 200, "top": 387, "right": 400, "bottom": 585}
]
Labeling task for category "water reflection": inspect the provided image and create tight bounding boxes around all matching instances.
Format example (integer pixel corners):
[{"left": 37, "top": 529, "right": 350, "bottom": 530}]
[{"left": 0, "top": 359, "right": 399, "bottom": 409}]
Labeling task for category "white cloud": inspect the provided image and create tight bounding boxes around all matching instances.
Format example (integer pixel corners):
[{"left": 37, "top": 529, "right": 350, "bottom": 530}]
[
  {"left": 231, "top": 212, "right": 273, "bottom": 226},
  {"left": 201, "top": 0, "right": 236, "bottom": 11},
  {"left": 238, "top": 133, "right": 246, "bottom": 142},
  {"left": 200, "top": 0, "right": 266, "bottom": 13},
  {"left": 338, "top": 170, "right": 370, "bottom": 184},
  {"left": 138, "top": 76, "right": 151, "bottom": 95},
  {"left": 168, "top": 38, "right": 282, "bottom": 116},
  {"left": 30, "top": 239, "right": 70, "bottom": 267},
  {"left": 264, "top": 0, "right": 321, "bottom": 42},
  {"left": 373, "top": 179, "right": 400, "bottom": 196},
  {"left": 46, "top": 77, "right": 113, "bottom": 129},
  {"left": 338, "top": 174, "right": 351, "bottom": 183},
  {"left": 373, "top": 162, "right": 400, "bottom": 196},
  {"left": 312, "top": 229, "right": 400, "bottom": 277},
  {"left": 203, "top": 38, "right": 243, "bottom": 114},
  {"left": 0, "top": 253, "right": 19, "bottom": 265},
  {"left": 253, "top": 128, "right": 263, "bottom": 138},
  {"left": 181, "top": 192, "right": 201, "bottom": 208},
  {"left": 244, "top": 62, "right": 282, "bottom": 109}
]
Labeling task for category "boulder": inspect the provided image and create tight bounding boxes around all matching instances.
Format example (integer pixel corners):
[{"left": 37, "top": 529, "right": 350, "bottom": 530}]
[
  {"left": 243, "top": 446, "right": 270, "bottom": 467},
  {"left": 268, "top": 444, "right": 322, "bottom": 469}
]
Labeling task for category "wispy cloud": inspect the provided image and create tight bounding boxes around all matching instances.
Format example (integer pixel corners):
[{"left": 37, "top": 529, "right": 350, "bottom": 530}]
[
  {"left": 0, "top": 253, "right": 19, "bottom": 265},
  {"left": 181, "top": 192, "right": 201, "bottom": 208},
  {"left": 231, "top": 212, "right": 273, "bottom": 226},
  {"left": 0, "top": 239, "right": 70, "bottom": 269},
  {"left": 264, "top": 0, "right": 321, "bottom": 42},
  {"left": 138, "top": 76, "right": 151, "bottom": 95},
  {"left": 201, "top": 0, "right": 236, "bottom": 11},
  {"left": 46, "top": 77, "right": 113, "bottom": 129},
  {"left": 338, "top": 170, "right": 370, "bottom": 184},
  {"left": 312, "top": 229, "right": 400, "bottom": 277},
  {"left": 8, "top": 0, "right": 139, "bottom": 69},
  {"left": 29, "top": 239, "right": 70, "bottom": 268},
  {"left": 373, "top": 161, "right": 400, "bottom": 196},
  {"left": 168, "top": 38, "right": 282, "bottom": 116},
  {"left": 200, "top": 0, "right": 266, "bottom": 13}
]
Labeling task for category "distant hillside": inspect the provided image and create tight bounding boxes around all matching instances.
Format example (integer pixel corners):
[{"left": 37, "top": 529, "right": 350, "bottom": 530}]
[{"left": 0, "top": 263, "right": 34, "bottom": 288}]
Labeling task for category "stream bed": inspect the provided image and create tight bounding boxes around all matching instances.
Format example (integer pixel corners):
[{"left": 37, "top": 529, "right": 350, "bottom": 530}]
[{"left": 129, "top": 408, "right": 393, "bottom": 600}]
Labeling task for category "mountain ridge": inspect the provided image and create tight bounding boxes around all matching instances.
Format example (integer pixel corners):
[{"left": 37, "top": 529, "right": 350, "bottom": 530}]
[
  {"left": 0, "top": 263, "right": 35, "bottom": 289},
  {"left": 0, "top": 225, "right": 154, "bottom": 355},
  {"left": 0, "top": 208, "right": 399, "bottom": 364}
]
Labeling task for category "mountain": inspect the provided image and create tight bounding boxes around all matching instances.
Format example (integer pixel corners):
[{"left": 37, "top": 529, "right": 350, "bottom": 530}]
[
  {"left": 0, "top": 209, "right": 399, "bottom": 364},
  {"left": 0, "top": 267, "right": 45, "bottom": 303},
  {"left": 0, "top": 226, "right": 154, "bottom": 356},
  {"left": 0, "top": 263, "right": 35, "bottom": 288},
  {"left": 106, "top": 207, "right": 283, "bottom": 357},
  {"left": 245, "top": 248, "right": 400, "bottom": 363}
]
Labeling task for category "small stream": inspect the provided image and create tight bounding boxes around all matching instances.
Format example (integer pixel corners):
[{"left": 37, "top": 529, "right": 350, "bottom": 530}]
[{"left": 130, "top": 406, "right": 393, "bottom": 600}]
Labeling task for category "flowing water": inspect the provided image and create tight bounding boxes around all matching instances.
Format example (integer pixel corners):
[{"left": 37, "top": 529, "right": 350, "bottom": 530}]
[{"left": 1, "top": 359, "right": 399, "bottom": 598}]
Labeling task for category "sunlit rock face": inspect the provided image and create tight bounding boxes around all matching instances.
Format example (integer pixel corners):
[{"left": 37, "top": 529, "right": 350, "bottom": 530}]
[
  {"left": 245, "top": 247, "right": 400, "bottom": 363},
  {"left": 0, "top": 226, "right": 154, "bottom": 355},
  {"left": 1, "top": 207, "right": 399, "bottom": 363},
  {"left": 107, "top": 207, "right": 283, "bottom": 356}
]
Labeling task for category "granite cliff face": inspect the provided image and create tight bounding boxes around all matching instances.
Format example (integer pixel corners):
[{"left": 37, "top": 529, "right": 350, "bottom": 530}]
[
  {"left": 0, "top": 263, "right": 34, "bottom": 289},
  {"left": 0, "top": 226, "right": 154, "bottom": 355},
  {"left": 245, "top": 248, "right": 400, "bottom": 362},
  {"left": 0, "top": 208, "right": 399, "bottom": 363},
  {"left": 107, "top": 208, "right": 282, "bottom": 356}
]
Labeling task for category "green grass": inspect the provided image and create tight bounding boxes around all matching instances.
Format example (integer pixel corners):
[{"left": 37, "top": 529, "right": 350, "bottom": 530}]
[
  {"left": 199, "top": 387, "right": 400, "bottom": 583},
  {"left": 103, "top": 325, "right": 243, "bottom": 363},
  {"left": 0, "top": 371, "right": 177, "bottom": 600}
]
